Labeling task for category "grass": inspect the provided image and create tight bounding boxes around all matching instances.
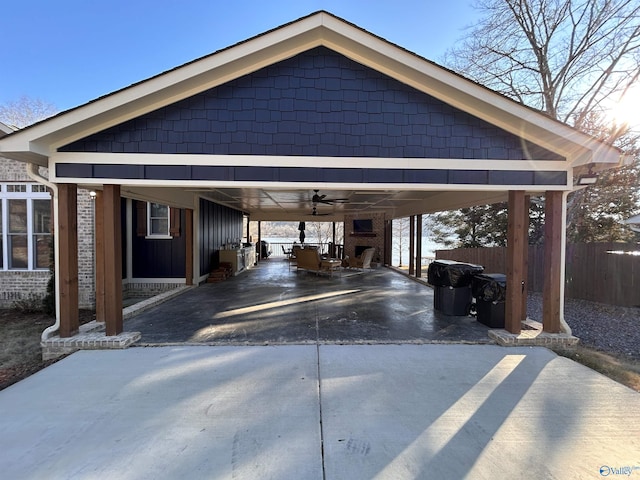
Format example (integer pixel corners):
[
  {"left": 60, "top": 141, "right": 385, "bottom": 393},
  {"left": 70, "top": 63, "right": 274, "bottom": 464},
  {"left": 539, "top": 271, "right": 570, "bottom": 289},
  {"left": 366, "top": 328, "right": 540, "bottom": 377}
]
[
  {"left": 551, "top": 345, "right": 640, "bottom": 392},
  {"left": 0, "top": 309, "right": 94, "bottom": 390}
]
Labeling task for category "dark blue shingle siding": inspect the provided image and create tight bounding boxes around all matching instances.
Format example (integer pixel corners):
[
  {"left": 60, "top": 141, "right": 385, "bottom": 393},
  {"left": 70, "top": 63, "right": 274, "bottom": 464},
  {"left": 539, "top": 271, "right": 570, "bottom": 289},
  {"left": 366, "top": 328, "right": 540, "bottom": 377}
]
[{"left": 60, "top": 47, "right": 562, "bottom": 161}]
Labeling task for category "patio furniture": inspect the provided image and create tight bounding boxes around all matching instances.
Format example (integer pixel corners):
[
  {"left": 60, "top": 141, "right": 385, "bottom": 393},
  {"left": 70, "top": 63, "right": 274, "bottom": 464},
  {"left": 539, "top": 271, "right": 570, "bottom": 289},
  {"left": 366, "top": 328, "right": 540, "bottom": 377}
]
[
  {"left": 320, "top": 258, "right": 342, "bottom": 276},
  {"left": 295, "top": 248, "right": 341, "bottom": 276},
  {"left": 347, "top": 248, "right": 375, "bottom": 270}
]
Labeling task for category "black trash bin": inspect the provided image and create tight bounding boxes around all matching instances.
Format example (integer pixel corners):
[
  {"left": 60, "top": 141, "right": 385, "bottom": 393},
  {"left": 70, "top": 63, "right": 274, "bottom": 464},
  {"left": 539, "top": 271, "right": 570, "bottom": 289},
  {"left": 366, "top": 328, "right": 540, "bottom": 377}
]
[
  {"left": 428, "top": 260, "right": 484, "bottom": 287},
  {"left": 471, "top": 273, "right": 507, "bottom": 328},
  {"left": 434, "top": 285, "right": 473, "bottom": 316},
  {"left": 428, "top": 260, "right": 483, "bottom": 316}
]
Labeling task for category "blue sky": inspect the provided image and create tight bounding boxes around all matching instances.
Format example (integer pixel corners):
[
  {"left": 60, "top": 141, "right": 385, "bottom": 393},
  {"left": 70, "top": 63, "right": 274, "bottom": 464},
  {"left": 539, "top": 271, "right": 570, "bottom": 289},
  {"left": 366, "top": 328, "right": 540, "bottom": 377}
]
[{"left": 1, "top": 1, "right": 478, "bottom": 112}]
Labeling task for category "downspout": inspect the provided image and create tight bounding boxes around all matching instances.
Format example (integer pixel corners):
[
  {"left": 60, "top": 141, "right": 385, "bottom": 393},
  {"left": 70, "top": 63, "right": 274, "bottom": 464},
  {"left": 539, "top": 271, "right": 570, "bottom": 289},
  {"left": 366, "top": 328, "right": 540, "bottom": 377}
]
[{"left": 26, "top": 163, "right": 60, "bottom": 341}]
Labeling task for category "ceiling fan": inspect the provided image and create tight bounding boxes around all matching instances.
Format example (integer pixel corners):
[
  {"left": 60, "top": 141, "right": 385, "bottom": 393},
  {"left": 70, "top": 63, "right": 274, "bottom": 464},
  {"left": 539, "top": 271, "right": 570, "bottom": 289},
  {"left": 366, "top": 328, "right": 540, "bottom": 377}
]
[
  {"left": 309, "top": 206, "right": 331, "bottom": 216},
  {"left": 311, "top": 189, "right": 349, "bottom": 205}
]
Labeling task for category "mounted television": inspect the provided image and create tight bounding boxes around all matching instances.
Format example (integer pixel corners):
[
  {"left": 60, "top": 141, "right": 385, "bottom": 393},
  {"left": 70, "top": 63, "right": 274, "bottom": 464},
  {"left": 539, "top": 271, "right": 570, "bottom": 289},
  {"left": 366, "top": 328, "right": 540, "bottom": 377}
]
[{"left": 353, "top": 219, "right": 373, "bottom": 234}]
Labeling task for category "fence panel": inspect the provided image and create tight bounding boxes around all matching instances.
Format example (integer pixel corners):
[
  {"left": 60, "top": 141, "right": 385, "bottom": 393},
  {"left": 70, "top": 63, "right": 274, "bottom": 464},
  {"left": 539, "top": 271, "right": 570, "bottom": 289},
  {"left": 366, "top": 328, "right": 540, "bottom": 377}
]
[{"left": 436, "top": 243, "right": 640, "bottom": 307}]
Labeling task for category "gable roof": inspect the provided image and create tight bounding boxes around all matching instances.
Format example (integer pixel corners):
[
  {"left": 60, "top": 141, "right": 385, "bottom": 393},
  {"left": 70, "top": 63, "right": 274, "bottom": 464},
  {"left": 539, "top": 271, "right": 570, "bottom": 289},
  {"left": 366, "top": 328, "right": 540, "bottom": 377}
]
[{"left": 0, "top": 10, "right": 624, "bottom": 170}]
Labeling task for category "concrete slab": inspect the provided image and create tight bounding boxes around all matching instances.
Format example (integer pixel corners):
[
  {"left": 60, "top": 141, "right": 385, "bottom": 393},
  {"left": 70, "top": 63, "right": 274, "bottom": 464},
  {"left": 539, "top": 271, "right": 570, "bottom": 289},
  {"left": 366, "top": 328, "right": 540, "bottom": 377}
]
[
  {"left": 320, "top": 345, "right": 640, "bottom": 479},
  {"left": 0, "top": 346, "right": 323, "bottom": 480},
  {"left": 0, "top": 345, "right": 638, "bottom": 479}
]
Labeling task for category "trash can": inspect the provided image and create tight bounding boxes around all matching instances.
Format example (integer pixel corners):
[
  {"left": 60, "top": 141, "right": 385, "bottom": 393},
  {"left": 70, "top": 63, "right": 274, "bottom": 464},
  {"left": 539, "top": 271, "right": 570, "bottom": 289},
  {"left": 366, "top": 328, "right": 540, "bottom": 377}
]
[
  {"left": 428, "top": 260, "right": 484, "bottom": 316},
  {"left": 434, "top": 285, "right": 473, "bottom": 316},
  {"left": 428, "top": 260, "right": 484, "bottom": 288},
  {"left": 471, "top": 273, "right": 507, "bottom": 328}
]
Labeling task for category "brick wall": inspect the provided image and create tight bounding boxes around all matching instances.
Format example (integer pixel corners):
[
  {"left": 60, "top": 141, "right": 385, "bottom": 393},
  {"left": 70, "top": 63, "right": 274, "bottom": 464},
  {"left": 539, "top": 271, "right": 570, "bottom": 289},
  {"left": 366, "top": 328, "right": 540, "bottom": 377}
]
[
  {"left": 77, "top": 188, "right": 95, "bottom": 308},
  {"left": 0, "top": 157, "right": 95, "bottom": 309},
  {"left": 124, "top": 282, "right": 185, "bottom": 298},
  {"left": 343, "top": 212, "right": 386, "bottom": 263}
]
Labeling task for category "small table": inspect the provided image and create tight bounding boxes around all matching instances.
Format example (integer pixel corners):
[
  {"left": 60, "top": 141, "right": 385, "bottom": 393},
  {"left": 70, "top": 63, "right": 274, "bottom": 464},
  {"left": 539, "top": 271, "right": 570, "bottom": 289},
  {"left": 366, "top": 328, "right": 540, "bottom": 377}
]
[{"left": 320, "top": 258, "right": 342, "bottom": 276}]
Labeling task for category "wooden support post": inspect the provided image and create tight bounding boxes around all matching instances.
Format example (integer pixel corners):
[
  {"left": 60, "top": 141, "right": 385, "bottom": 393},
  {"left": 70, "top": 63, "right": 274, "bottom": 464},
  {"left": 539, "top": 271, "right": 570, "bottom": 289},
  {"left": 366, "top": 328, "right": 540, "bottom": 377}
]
[
  {"left": 94, "top": 190, "right": 105, "bottom": 323},
  {"left": 543, "top": 191, "right": 563, "bottom": 333},
  {"left": 58, "top": 184, "right": 79, "bottom": 338},
  {"left": 521, "top": 196, "right": 530, "bottom": 321},
  {"left": 416, "top": 214, "right": 423, "bottom": 278},
  {"left": 384, "top": 220, "right": 392, "bottom": 265},
  {"left": 409, "top": 216, "right": 415, "bottom": 275},
  {"left": 103, "top": 185, "right": 123, "bottom": 336},
  {"left": 185, "top": 209, "right": 194, "bottom": 286},
  {"left": 332, "top": 222, "right": 336, "bottom": 257},
  {"left": 505, "top": 190, "right": 525, "bottom": 334},
  {"left": 257, "top": 221, "right": 262, "bottom": 261}
]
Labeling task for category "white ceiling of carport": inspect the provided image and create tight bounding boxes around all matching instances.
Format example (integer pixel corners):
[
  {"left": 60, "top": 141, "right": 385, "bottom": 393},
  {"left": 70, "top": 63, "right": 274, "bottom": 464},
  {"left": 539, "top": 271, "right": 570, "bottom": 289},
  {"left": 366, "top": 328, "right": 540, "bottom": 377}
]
[{"left": 189, "top": 186, "right": 513, "bottom": 221}]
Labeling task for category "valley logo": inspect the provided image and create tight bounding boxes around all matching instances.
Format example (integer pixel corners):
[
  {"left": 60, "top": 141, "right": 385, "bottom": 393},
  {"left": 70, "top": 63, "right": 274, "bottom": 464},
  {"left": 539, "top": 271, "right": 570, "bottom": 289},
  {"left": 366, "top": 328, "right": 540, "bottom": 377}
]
[{"left": 600, "top": 465, "right": 640, "bottom": 476}]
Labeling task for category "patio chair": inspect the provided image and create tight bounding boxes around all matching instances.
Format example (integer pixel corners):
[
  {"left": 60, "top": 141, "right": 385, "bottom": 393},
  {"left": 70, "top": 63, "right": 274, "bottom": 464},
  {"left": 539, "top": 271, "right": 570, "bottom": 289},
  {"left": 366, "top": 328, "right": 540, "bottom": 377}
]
[{"left": 347, "top": 248, "right": 375, "bottom": 270}]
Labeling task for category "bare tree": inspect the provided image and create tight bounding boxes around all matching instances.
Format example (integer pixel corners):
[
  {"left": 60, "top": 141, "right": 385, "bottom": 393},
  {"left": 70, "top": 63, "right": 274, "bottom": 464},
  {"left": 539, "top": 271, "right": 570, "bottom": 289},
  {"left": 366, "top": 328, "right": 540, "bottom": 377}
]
[
  {"left": 444, "top": 0, "right": 640, "bottom": 242},
  {"left": 392, "top": 217, "right": 410, "bottom": 267},
  {"left": 307, "top": 221, "right": 333, "bottom": 250},
  {"left": 446, "top": 0, "right": 640, "bottom": 129},
  {"left": 0, "top": 95, "right": 58, "bottom": 128}
]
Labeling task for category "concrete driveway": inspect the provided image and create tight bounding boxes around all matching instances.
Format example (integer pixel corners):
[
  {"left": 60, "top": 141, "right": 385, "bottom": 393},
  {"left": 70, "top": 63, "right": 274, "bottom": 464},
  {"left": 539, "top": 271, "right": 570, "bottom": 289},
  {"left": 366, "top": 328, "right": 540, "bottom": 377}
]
[{"left": 1, "top": 344, "right": 638, "bottom": 479}]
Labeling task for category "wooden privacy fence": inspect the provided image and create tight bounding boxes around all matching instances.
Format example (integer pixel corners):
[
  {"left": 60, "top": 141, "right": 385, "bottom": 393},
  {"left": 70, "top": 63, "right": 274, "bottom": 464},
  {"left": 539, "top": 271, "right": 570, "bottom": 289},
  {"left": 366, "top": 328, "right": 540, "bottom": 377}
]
[{"left": 435, "top": 243, "right": 640, "bottom": 307}]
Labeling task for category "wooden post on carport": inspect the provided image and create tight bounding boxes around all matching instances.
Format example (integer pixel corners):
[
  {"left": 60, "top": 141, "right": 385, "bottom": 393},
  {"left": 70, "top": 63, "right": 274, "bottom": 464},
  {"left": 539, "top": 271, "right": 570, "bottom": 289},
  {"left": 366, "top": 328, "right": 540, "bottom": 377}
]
[
  {"left": 58, "top": 184, "right": 79, "bottom": 337},
  {"left": 102, "top": 185, "right": 123, "bottom": 336},
  {"left": 416, "top": 214, "right": 423, "bottom": 278},
  {"left": 543, "top": 191, "right": 563, "bottom": 333},
  {"left": 185, "top": 209, "right": 194, "bottom": 286},
  {"left": 521, "top": 196, "right": 530, "bottom": 321},
  {"left": 384, "top": 220, "right": 392, "bottom": 265},
  {"left": 505, "top": 190, "right": 526, "bottom": 334}
]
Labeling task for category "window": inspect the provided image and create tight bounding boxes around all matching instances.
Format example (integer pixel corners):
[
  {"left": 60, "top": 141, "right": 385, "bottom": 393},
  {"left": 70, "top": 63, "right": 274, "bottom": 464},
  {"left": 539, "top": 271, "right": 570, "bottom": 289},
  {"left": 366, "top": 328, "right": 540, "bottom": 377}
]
[
  {"left": 136, "top": 200, "right": 180, "bottom": 238},
  {"left": 0, "top": 183, "right": 51, "bottom": 270},
  {"left": 147, "top": 202, "right": 170, "bottom": 237}
]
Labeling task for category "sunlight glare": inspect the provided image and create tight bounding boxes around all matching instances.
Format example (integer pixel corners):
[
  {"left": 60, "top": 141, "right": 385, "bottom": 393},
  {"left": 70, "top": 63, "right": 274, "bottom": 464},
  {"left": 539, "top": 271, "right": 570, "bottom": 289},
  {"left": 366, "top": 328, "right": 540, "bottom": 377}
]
[
  {"left": 373, "top": 354, "right": 527, "bottom": 479},
  {"left": 606, "top": 83, "right": 640, "bottom": 130},
  {"left": 212, "top": 289, "right": 361, "bottom": 319}
]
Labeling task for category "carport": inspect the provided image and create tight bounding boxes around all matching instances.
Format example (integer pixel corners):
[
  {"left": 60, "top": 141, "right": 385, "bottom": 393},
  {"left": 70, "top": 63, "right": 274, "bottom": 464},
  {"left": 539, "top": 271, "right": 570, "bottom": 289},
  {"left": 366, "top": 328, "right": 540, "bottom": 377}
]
[{"left": 0, "top": 11, "right": 626, "bottom": 343}]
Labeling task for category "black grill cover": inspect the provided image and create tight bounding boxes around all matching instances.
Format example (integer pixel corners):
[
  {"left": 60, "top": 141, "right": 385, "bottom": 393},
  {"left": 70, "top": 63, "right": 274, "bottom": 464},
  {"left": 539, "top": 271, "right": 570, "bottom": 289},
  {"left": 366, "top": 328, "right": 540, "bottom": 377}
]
[
  {"left": 472, "top": 273, "right": 507, "bottom": 302},
  {"left": 427, "top": 260, "right": 484, "bottom": 287}
]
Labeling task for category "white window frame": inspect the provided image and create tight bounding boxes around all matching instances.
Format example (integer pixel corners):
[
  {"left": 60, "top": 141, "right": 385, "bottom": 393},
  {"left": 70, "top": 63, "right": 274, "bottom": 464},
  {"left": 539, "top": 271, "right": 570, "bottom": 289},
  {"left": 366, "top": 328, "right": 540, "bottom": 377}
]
[
  {"left": 146, "top": 202, "right": 172, "bottom": 239},
  {"left": 0, "top": 183, "right": 52, "bottom": 271}
]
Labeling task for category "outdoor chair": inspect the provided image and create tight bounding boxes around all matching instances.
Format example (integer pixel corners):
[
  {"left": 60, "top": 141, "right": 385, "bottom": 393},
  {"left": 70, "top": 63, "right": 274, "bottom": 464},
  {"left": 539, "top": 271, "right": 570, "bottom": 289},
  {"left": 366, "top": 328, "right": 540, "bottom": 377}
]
[{"left": 347, "top": 248, "right": 375, "bottom": 270}]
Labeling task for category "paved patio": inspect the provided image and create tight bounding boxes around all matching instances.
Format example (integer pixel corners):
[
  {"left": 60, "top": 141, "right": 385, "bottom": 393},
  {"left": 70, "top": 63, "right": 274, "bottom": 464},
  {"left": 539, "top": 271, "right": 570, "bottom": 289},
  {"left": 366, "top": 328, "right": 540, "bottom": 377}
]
[
  {"left": 125, "top": 260, "right": 492, "bottom": 345},
  {"left": 1, "top": 344, "right": 638, "bottom": 479}
]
